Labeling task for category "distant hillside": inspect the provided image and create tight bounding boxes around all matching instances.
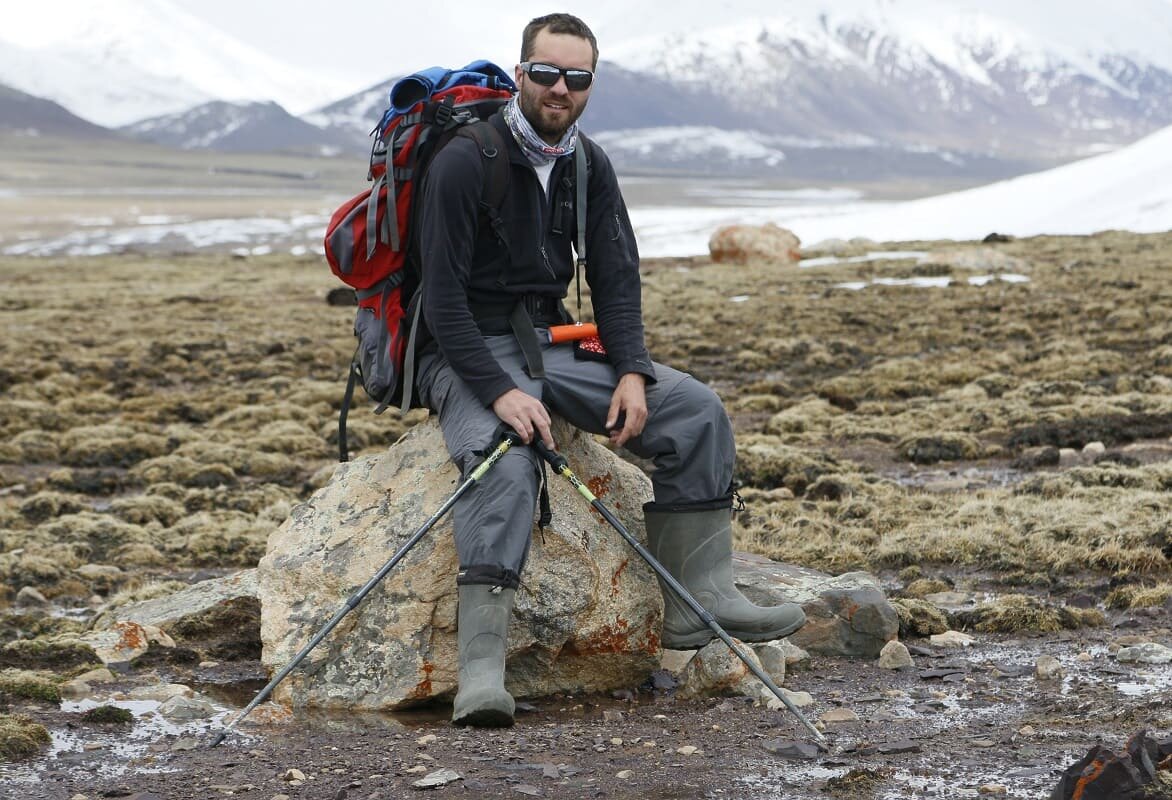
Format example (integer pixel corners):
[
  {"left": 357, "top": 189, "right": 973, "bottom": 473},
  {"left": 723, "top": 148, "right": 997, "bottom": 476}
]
[
  {"left": 0, "top": 83, "right": 114, "bottom": 138},
  {"left": 121, "top": 101, "right": 358, "bottom": 155}
]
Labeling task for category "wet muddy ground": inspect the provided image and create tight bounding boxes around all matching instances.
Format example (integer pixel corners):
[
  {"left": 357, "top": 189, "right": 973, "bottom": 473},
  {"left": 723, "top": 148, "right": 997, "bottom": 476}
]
[{"left": 1, "top": 230, "right": 1170, "bottom": 798}]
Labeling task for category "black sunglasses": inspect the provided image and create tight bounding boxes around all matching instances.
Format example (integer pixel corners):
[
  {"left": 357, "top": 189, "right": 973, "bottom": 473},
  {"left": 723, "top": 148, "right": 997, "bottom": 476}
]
[{"left": 519, "top": 61, "right": 594, "bottom": 91}]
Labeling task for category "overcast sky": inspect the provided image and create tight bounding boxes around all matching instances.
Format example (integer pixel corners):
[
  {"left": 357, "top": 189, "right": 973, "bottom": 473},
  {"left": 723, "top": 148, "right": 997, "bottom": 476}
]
[{"left": 175, "top": 2, "right": 621, "bottom": 88}]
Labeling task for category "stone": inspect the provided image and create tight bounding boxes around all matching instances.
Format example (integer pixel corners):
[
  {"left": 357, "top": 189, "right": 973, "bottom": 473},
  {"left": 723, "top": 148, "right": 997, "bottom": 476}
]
[
  {"left": 820, "top": 708, "right": 859, "bottom": 724},
  {"left": 751, "top": 641, "right": 788, "bottom": 684},
  {"left": 922, "top": 591, "right": 976, "bottom": 609},
  {"left": 93, "top": 570, "right": 259, "bottom": 661},
  {"left": 732, "top": 557, "right": 899, "bottom": 657},
  {"left": 660, "top": 649, "right": 696, "bottom": 675},
  {"left": 157, "top": 694, "right": 218, "bottom": 721},
  {"left": 918, "top": 247, "right": 1031, "bottom": 274},
  {"left": 15, "top": 586, "right": 49, "bottom": 607},
  {"left": 676, "top": 638, "right": 765, "bottom": 700},
  {"left": 257, "top": 418, "right": 900, "bottom": 709},
  {"left": 79, "top": 621, "right": 153, "bottom": 667},
  {"left": 1035, "top": 655, "right": 1064, "bottom": 680},
  {"left": 1082, "top": 441, "right": 1106, "bottom": 457},
  {"left": 877, "top": 640, "right": 914, "bottom": 670},
  {"left": 412, "top": 768, "right": 461, "bottom": 789},
  {"left": 1058, "top": 448, "right": 1083, "bottom": 468},
  {"left": 929, "top": 630, "right": 975, "bottom": 648},
  {"left": 708, "top": 223, "right": 801, "bottom": 266},
  {"left": 259, "top": 420, "right": 661, "bottom": 710},
  {"left": 760, "top": 739, "right": 820, "bottom": 759},
  {"left": 1116, "top": 642, "right": 1172, "bottom": 664}
]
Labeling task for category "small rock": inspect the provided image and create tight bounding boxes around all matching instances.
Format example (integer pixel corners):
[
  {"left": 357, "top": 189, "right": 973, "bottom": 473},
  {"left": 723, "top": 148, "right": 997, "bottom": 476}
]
[
  {"left": 877, "top": 640, "right": 914, "bottom": 670},
  {"left": 676, "top": 745, "right": 699, "bottom": 755},
  {"left": 171, "top": 738, "right": 200, "bottom": 752},
  {"left": 603, "top": 710, "right": 624, "bottom": 723},
  {"left": 978, "top": 785, "right": 1008, "bottom": 795},
  {"left": 1035, "top": 655, "right": 1063, "bottom": 680},
  {"left": 929, "top": 630, "right": 975, "bottom": 648},
  {"left": 283, "top": 769, "right": 306, "bottom": 783},
  {"left": 158, "top": 694, "right": 217, "bottom": 721},
  {"left": 1116, "top": 642, "right": 1172, "bottom": 664},
  {"left": 1058, "top": 448, "right": 1083, "bottom": 468},
  {"left": 615, "top": 770, "right": 633, "bottom": 779},
  {"left": 1076, "top": 652, "right": 1093, "bottom": 662},
  {"left": 1018, "top": 725, "right": 1036, "bottom": 736},
  {"left": 15, "top": 586, "right": 49, "bottom": 607},
  {"left": 660, "top": 649, "right": 696, "bottom": 674},
  {"left": 768, "top": 689, "right": 814, "bottom": 710},
  {"left": 416, "top": 734, "right": 437, "bottom": 745},
  {"left": 877, "top": 740, "right": 922, "bottom": 754},
  {"left": 610, "top": 737, "right": 623, "bottom": 745},
  {"left": 760, "top": 739, "right": 820, "bottom": 759},
  {"left": 820, "top": 708, "right": 860, "bottom": 724},
  {"left": 921, "top": 591, "right": 975, "bottom": 609},
  {"left": 1081, "top": 442, "right": 1106, "bottom": 457},
  {"left": 60, "top": 679, "right": 92, "bottom": 699},
  {"left": 412, "top": 768, "right": 461, "bottom": 789}
]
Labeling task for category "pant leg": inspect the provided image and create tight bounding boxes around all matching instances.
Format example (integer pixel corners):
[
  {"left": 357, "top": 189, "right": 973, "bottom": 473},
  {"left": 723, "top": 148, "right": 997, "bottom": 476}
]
[
  {"left": 539, "top": 343, "right": 736, "bottom": 505},
  {"left": 415, "top": 339, "right": 543, "bottom": 588}
]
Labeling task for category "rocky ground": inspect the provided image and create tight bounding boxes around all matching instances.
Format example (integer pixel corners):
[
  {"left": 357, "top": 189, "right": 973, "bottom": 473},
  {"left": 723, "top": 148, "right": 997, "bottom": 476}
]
[{"left": 1, "top": 230, "right": 1171, "bottom": 799}]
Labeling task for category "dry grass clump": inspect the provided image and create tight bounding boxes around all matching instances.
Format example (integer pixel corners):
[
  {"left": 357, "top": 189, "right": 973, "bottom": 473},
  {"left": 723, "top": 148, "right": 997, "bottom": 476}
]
[
  {"left": 0, "top": 637, "right": 98, "bottom": 671},
  {"left": 954, "top": 594, "right": 1105, "bottom": 633},
  {"left": 58, "top": 424, "right": 172, "bottom": 468},
  {"left": 17, "top": 491, "right": 87, "bottom": 524},
  {"left": 1105, "top": 582, "right": 1172, "bottom": 609},
  {"left": 109, "top": 495, "right": 186, "bottom": 526},
  {"left": 734, "top": 435, "right": 850, "bottom": 493},
  {"left": 129, "top": 455, "right": 238, "bottom": 488},
  {"left": 0, "top": 714, "right": 52, "bottom": 761},
  {"left": 0, "top": 669, "right": 61, "bottom": 703},
  {"left": 896, "top": 432, "right": 985, "bottom": 464},
  {"left": 889, "top": 598, "right": 950, "bottom": 638},
  {"left": 900, "top": 578, "right": 952, "bottom": 598}
]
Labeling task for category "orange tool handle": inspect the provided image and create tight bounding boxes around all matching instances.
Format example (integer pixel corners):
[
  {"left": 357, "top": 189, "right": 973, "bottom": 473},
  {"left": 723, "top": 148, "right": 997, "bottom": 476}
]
[{"left": 547, "top": 323, "right": 598, "bottom": 344}]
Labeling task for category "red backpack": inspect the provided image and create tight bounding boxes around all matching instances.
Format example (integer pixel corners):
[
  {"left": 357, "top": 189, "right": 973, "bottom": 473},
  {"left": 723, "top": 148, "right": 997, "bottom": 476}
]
[{"left": 324, "top": 62, "right": 515, "bottom": 460}]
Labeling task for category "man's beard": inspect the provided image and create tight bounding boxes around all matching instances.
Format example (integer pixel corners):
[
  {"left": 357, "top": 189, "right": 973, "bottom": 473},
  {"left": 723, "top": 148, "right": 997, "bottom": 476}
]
[{"left": 518, "top": 84, "right": 584, "bottom": 143}]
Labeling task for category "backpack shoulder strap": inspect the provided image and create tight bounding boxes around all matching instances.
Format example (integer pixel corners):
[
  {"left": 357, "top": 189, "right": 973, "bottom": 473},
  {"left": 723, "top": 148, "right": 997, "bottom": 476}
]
[{"left": 458, "top": 121, "right": 511, "bottom": 248}]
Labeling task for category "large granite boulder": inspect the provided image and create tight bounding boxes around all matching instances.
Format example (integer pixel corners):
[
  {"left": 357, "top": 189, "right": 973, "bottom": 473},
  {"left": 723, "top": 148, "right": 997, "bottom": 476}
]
[
  {"left": 257, "top": 420, "right": 662, "bottom": 710},
  {"left": 225, "top": 419, "right": 898, "bottom": 712}
]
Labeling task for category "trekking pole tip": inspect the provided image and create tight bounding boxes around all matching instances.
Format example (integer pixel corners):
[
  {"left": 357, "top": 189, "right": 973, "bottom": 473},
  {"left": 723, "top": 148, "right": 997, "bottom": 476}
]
[{"left": 208, "top": 730, "right": 228, "bottom": 748}]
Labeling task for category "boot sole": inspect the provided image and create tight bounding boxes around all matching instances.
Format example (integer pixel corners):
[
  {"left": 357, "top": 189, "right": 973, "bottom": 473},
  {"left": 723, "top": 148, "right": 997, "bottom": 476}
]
[
  {"left": 662, "top": 618, "right": 807, "bottom": 650},
  {"left": 452, "top": 707, "right": 515, "bottom": 728}
]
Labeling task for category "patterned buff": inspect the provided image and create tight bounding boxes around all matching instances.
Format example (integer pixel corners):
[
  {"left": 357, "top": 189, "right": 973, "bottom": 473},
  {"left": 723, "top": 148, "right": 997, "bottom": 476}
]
[{"left": 502, "top": 95, "right": 578, "bottom": 166}]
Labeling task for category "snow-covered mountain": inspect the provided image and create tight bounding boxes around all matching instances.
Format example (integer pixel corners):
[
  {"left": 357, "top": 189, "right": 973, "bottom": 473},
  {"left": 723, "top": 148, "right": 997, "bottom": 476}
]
[
  {"left": 0, "top": 84, "right": 116, "bottom": 138},
  {"left": 122, "top": 101, "right": 360, "bottom": 155},
  {"left": 627, "top": 121, "right": 1172, "bottom": 256},
  {"left": 597, "top": 0, "right": 1172, "bottom": 158},
  {"left": 0, "top": 0, "right": 354, "bottom": 127},
  {"left": 4, "top": 0, "right": 1172, "bottom": 182}
]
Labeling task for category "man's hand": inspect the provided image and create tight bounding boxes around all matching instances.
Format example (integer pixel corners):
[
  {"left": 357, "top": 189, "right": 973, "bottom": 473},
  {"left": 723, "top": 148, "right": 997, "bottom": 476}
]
[
  {"left": 606, "top": 373, "right": 647, "bottom": 448},
  {"left": 492, "top": 388, "right": 555, "bottom": 448}
]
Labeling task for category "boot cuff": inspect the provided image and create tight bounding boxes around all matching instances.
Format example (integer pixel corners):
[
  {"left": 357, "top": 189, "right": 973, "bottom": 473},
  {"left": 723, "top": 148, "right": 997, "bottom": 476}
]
[
  {"left": 643, "top": 493, "right": 733, "bottom": 514},
  {"left": 457, "top": 565, "right": 521, "bottom": 589}
]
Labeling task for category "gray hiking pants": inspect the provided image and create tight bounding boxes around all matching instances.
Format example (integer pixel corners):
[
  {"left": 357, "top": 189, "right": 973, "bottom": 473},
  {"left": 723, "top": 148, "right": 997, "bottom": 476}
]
[{"left": 415, "top": 334, "right": 735, "bottom": 588}]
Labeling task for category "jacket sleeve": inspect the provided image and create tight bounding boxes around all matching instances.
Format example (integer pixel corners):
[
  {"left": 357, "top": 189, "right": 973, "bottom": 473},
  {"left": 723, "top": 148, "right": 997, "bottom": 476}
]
[
  {"left": 418, "top": 138, "right": 518, "bottom": 407},
  {"left": 582, "top": 142, "right": 656, "bottom": 383}
]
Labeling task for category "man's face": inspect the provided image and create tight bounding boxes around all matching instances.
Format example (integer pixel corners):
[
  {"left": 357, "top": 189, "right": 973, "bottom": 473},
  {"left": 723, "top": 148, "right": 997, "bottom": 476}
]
[{"left": 514, "top": 30, "right": 594, "bottom": 144}]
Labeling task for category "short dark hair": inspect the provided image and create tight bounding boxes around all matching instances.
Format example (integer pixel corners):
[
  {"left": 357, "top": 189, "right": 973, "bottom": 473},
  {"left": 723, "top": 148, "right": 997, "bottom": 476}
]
[{"left": 521, "top": 13, "right": 598, "bottom": 69}]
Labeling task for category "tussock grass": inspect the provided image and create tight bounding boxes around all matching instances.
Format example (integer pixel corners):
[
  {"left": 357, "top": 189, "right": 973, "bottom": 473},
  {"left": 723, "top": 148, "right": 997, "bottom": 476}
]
[{"left": 1, "top": 232, "right": 1170, "bottom": 598}]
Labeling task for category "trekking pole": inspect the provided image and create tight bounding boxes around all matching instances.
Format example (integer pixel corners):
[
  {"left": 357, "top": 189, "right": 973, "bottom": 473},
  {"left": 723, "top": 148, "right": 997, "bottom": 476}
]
[
  {"left": 529, "top": 439, "right": 828, "bottom": 748},
  {"left": 208, "top": 431, "right": 522, "bottom": 748}
]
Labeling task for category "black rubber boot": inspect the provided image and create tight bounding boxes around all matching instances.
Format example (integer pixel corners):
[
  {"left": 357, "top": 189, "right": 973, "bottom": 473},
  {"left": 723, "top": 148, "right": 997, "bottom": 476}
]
[
  {"left": 451, "top": 584, "right": 516, "bottom": 727},
  {"left": 645, "top": 507, "right": 806, "bottom": 649}
]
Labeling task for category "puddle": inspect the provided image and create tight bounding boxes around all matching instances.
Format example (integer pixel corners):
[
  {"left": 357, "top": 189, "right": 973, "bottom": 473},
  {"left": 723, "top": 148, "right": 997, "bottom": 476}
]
[
  {"left": 833, "top": 273, "right": 1031, "bottom": 290},
  {"left": 799, "top": 250, "right": 928, "bottom": 268}
]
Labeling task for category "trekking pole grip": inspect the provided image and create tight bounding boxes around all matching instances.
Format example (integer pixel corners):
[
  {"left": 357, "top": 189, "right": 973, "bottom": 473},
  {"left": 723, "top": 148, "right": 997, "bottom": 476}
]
[{"left": 530, "top": 438, "right": 568, "bottom": 473}]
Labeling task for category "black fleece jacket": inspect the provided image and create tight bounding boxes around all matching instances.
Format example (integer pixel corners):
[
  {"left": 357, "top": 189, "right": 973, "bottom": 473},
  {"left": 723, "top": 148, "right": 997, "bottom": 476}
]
[{"left": 417, "top": 112, "right": 654, "bottom": 407}]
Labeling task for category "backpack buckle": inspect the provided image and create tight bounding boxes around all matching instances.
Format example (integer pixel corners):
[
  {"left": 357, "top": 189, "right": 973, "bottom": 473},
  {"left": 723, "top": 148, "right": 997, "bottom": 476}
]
[{"left": 434, "top": 95, "right": 455, "bottom": 127}]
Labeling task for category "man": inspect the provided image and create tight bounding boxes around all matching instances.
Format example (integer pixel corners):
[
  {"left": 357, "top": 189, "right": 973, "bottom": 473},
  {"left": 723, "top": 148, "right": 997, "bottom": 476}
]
[{"left": 415, "top": 13, "right": 806, "bottom": 728}]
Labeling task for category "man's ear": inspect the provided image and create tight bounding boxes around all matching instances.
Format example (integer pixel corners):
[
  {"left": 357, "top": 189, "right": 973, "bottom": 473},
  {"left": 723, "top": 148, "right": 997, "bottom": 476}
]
[{"left": 514, "top": 64, "right": 524, "bottom": 85}]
